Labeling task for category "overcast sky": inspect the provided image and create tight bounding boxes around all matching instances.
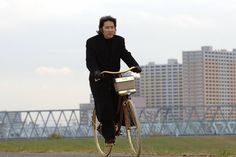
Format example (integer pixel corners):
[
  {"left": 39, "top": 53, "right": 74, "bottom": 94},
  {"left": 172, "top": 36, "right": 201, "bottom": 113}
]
[{"left": 1, "top": 0, "right": 236, "bottom": 111}]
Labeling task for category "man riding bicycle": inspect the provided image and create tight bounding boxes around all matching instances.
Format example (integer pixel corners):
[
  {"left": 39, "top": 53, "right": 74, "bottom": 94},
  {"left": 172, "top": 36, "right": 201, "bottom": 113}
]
[{"left": 86, "top": 15, "right": 142, "bottom": 145}]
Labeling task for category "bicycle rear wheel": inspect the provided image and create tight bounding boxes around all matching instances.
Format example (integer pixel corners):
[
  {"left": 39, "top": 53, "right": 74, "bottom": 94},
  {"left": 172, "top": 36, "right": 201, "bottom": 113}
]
[
  {"left": 92, "top": 110, "right": 112, "bottom": 157},
  {"left": 125, "top": 100, "right": 141, "bottom": 156}
]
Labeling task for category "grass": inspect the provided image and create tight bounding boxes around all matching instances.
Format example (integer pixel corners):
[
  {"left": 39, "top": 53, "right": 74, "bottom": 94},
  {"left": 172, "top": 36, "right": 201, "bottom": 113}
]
[
  {"left": 0, "top": 136, "right": 236, "bottom": 156},
  {"left": 141, "top": 135, "right": 236, "bottom": 156}
]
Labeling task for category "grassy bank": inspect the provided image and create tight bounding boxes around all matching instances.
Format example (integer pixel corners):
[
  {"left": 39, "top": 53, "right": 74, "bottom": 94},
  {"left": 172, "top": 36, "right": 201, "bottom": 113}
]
[{"left": 0, "top": 136, "right": 236, "bottom": 156}]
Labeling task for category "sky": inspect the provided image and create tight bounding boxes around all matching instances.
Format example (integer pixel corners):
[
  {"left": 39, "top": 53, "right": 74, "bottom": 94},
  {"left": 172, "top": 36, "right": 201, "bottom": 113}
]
[{"left": 1, "top": 0, "right": 236, "bottom": 111}]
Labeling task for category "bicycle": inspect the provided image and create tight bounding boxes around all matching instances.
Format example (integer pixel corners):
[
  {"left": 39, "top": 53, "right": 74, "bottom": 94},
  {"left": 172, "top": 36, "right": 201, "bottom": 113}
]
[{"left": 91, "top": 67, "right": 141, "bottom": 157}]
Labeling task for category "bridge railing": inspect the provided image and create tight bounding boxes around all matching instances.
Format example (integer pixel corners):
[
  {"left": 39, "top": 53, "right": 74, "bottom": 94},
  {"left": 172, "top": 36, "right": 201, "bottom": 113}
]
[{"left": 0, "top": 105, "right": 236, "bottom": 139}]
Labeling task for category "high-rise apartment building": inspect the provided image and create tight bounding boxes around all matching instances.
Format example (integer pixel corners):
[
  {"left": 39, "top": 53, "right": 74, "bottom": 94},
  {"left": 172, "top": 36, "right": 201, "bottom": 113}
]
[
  {"left": 138, "top": 59, "right": 183, "bottom": 120},
  {"left": 183, "top": 46, "right": 236, "bottom": 119}
]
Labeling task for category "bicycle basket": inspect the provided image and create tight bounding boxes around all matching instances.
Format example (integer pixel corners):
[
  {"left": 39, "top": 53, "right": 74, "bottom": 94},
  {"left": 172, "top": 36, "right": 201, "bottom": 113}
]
[{"left": 114, "top": 76, "right": 136, "bottom": 95}]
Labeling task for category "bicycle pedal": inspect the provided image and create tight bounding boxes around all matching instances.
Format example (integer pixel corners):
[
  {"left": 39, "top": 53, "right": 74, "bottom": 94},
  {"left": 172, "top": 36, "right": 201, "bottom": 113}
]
[{"left": 119, "top": 132, "right": 123, "bottom": 136}]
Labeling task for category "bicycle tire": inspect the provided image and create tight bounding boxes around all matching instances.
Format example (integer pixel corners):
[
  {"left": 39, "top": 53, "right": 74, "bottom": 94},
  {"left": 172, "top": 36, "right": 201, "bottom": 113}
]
[
  {"left": 125, "top": 100, "right": 141, "bottom": 156},
  {"left": 92, "top": 110, "right": 112, "bottom": 156}
]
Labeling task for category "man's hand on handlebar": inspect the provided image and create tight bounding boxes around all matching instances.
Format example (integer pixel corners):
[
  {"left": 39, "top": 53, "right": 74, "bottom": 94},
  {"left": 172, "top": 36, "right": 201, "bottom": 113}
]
[
  {"left": 94, "top": 70, "right": 103, "bottom": 81},
  {"left": 131, "top": 66, "right": 142, "bottom": 73}
]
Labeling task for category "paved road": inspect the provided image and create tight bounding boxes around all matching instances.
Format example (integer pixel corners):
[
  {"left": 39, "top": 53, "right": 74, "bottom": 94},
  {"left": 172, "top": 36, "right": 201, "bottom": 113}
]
[
  {"left": 0, "top": 152, "right": 182, "bottom": 157},
  {"left": 0, "top": 152, "right": 213, "bottom": 157}
]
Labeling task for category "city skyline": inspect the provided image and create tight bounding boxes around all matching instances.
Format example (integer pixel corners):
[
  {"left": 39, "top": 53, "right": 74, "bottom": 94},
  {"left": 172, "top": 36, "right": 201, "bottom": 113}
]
[{"left": 1, "top": 0, "right": 236, "bottom": 110}]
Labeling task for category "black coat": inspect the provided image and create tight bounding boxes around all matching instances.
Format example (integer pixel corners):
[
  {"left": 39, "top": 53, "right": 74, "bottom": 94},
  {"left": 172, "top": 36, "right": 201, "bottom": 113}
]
[{"left": 86, "top": 34, "right": 139, "bottom": 122}]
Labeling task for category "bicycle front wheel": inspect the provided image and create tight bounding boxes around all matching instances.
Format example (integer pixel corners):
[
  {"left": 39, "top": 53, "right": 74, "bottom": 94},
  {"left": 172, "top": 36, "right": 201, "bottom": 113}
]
[
  {"left": 92, "top": 110, "right": 112, "bottom": 157},
  {"left": 125, "top": 100, "right": 141, "bottom": 156}
]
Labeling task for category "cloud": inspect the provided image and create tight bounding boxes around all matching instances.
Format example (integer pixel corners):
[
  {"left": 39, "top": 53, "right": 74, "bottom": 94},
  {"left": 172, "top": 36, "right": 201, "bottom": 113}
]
[
  {"left": 0, "top": 0, "right": 99, "bottom": 31},
  {"left": 133, "top": 11, "right": 209, "bottom": 29},
  {"left": 2, "top": 0, "right": 98, "bottom": 19},
  {"left": 0, "top": 0, "right": 9, "bottom": 9},
  {"left": 164, "top": 15, "right": 207, "bottom": 29},
  {"left": 35, "top": 66, "right": 73, "bottom": 76}
]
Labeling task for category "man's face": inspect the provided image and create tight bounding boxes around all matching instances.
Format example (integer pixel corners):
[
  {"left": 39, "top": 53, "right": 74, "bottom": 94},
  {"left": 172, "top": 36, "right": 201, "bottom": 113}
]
[{"left": 102, "top": 21, "right": 116, "bottom": 39}]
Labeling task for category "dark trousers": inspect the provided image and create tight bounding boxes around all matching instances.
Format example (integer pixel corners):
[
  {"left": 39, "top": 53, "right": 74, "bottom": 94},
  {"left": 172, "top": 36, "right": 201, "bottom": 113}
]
[
  {"left": 101, "top": 121, "right": 115, "bottom": 140},
  {"left": 90, "top": 77, "right": 118, "bottom": 140}
]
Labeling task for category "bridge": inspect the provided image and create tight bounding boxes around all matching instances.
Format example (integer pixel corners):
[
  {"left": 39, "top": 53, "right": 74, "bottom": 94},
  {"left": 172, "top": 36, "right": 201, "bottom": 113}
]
[{"left": 0, "top": 105, "right": 236, "bottom": 139}]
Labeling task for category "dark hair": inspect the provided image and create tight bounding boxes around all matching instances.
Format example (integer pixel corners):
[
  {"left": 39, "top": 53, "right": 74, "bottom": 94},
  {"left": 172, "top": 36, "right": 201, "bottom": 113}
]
[{"left": 97, "top": 15, "right": 117, "bottom": 35}]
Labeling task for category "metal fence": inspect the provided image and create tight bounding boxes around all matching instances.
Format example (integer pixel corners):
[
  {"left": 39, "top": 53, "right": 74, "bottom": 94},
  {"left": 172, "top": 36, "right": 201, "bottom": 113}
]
[{"left": 0, "top": 105, "right": 236, "bottom": 139}]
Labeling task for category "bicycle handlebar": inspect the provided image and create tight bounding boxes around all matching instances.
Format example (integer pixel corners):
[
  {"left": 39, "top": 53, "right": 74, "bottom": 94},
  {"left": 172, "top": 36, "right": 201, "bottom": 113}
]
[
  {"left": 94, "top": 67, "right": 136, "bottom": 82},
  {"left": 101, "top": 66, "right": 136, "bottom": 75}
]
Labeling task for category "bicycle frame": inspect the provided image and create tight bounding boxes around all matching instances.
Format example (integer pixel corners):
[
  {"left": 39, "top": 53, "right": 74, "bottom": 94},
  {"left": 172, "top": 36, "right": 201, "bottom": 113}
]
[
  {"left": 92, "top": 66, "right": 141, "bottom": 157},
  {"left": 100, "top": 66, "right": 136, "bottom": 127}
]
